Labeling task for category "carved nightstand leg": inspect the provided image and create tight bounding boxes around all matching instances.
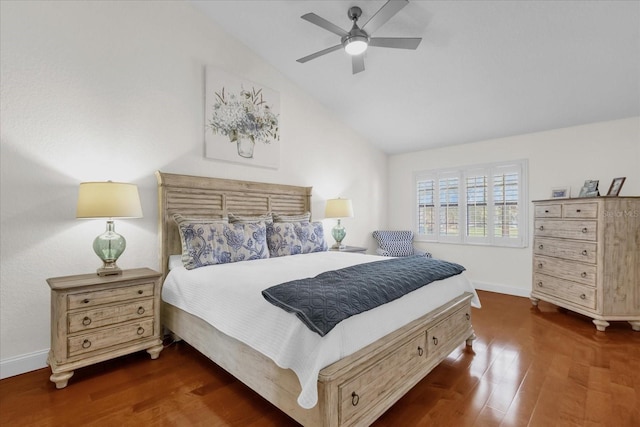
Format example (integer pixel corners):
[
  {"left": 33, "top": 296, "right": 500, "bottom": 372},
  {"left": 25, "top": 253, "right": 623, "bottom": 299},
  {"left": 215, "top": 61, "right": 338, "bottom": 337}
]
[
  {"left": 146, "top": 344, "right": 164, "bottom": 360},
  {"left": 629, "top": 321, "right": 640, "bottom": 332},
  {"left": 530, "top": 297, "right": 539, "bottom": 306},
  {"left": 592, "top": 319, "right": 610, "bottom": 332},
  {"left": 50, "top": 371, "right": 74, "bottom": 389},
  {"left": 465, "top": 332, "right": 477, "bottom": 347}
]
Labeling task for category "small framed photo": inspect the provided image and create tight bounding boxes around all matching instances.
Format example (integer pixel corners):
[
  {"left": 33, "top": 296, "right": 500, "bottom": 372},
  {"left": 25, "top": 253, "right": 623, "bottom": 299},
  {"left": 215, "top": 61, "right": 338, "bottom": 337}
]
[
  {"left": 551, "top": 186, "right": 570, "bottom": 199},
  {"left": 578, "top": 180, "right": 599, "bottom": 197},
  {"left": 606, "top": 177, "right": 626, "bottom": 197}
]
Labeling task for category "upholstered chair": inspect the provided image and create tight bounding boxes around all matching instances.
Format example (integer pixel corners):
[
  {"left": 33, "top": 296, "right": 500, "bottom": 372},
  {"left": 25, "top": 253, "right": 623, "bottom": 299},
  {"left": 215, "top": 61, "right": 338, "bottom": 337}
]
[{"left": 372, "top": 230, "right": 432, "bottom": 258}]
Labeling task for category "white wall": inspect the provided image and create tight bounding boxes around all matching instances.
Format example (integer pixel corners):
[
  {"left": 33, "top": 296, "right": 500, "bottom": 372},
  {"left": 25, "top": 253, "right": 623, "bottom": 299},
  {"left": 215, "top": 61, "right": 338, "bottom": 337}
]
[
  {"left": 0, "top": 1, "right": 387, "bottom": 377},
  {"left": 389, "top": 117, "right": 640, "bottom": 296}
]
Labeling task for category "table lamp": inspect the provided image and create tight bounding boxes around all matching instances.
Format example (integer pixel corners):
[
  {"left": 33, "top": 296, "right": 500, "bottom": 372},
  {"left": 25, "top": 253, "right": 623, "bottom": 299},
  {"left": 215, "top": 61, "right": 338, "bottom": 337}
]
[
  {"left": 325, "top": 198, "right": 354, "bottom": 250},
  {"left": 76, "top": 181, "right": 143, "bottom": 276}
]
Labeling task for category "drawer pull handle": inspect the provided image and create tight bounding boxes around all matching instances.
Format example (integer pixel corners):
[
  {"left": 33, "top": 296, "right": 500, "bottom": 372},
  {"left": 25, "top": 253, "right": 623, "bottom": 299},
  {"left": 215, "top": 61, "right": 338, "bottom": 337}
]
[
  {"left": 82, "top": 339, "right": 91, "bottom": 349},
  {"left": 581, "top": 272, "right": 587, "bottom": 278},
  {"left": 580, "top": 294, "right": 586, "bottom": 300},
  {"left": 465, "top": 313, "right": 470, "bottom": 320},
  {"left": 582, "top": 228, "right": 588, "bottom": 233},
  {"left": 138, "top": 290, "right": 144, "bottom": 295},
  {"left": 417, "top": 346, "right": 424, "bottom": 356},
  {"left": 576, "top": 209, "right": 581, "bottom": 213},
  {"left": 432, "top": 337, "right": 439, "bottom": 346},
  {"left": 82, "top": 299, "right": 90, "bottom": 304},
  {"left": 137, "top": 307, "right": 145, "bottom": 315},
  {"left": 538, "top": 263, "right": 543, "bottom": 269},
  {"left": 351, "top": 392, "right": 359, "bottom": 406},
  {"left": 582, "top": 250, "right": 588, "bottom": 256},
  {"left": 538, "top": 244, "right": 543, "bottom": 250},
  {"left": 82, "top": 317, "right": 92, "bottom": 326},
  {"left": 137, "top": 327, "right": 145, "bottom": 335},
  {"left": 537, "top": 282, "right": 543, "bottom": 287},
  {"left": 544, "top": 210, "right": 549, "bottom": 213},
  {"left": 538, "top": 225, "right": 544, "bottom": 231}
]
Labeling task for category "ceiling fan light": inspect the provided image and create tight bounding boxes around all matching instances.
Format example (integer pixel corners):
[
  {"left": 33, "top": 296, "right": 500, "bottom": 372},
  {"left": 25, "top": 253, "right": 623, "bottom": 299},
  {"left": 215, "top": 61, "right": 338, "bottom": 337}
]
[{"left": 344, "top": 37, "right": 368, "bottom": 55}]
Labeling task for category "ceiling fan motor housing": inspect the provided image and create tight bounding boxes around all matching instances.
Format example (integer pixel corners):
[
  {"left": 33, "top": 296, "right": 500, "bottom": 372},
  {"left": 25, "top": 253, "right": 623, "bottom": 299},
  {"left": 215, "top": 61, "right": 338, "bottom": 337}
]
[{"left": 343, "top": 6, "right": 369, "bottom": 55}]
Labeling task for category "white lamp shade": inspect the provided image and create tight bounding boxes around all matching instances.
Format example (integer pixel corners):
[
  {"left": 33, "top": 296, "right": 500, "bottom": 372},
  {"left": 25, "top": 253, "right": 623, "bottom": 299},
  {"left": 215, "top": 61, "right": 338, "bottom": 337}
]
[
  {"left": 325, "top": 198, "right": 354, "bottom": 219},
  {"left": 76, "top": 182, "right": 143, "bottom": 219}
]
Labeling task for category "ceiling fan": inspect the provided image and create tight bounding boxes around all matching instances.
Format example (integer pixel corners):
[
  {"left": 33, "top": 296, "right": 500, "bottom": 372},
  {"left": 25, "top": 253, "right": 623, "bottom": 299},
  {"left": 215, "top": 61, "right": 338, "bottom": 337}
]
[{"left": 296, "top": 0, "right": 422, "bottom": 74}]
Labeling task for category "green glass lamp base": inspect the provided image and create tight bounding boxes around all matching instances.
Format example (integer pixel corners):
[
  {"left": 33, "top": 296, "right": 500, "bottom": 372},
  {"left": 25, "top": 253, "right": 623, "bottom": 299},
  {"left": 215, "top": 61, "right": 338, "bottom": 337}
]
[
  {"left": 93, "top": 220, "right": 126, "bottom": 276},
  {"left": 331, "top": 219, "right": 347, "bottom": 250}
]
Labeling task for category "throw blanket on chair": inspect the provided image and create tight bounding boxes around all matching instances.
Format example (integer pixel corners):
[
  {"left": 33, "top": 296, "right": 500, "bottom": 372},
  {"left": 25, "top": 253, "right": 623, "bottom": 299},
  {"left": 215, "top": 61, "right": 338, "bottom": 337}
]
[{"left": 262, "top": 256, "right": 465, "bottom": 336}]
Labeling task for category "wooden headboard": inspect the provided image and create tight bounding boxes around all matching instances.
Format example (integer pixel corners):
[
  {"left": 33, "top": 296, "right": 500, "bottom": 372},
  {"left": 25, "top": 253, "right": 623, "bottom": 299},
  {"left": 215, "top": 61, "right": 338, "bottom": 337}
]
[{"left": 155, "top": 171, "right": 312, "bottom": 278}]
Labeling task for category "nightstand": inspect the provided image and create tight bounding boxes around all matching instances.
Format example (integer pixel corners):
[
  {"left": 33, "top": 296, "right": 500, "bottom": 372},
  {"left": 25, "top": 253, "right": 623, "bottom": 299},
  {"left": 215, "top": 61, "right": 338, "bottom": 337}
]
[
  {"left": 330, "top": 246, "right": 367, "bottom": 254},
  {"left": 46, "top": 268, "right": 163, "bottom": 389}
]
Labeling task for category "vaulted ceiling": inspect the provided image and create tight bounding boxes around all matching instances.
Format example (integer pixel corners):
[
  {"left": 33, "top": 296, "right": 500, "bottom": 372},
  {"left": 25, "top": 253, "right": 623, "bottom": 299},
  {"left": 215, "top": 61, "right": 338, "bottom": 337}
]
[{"left": 193, "top": 1, "right": 640, "bottom": 154}]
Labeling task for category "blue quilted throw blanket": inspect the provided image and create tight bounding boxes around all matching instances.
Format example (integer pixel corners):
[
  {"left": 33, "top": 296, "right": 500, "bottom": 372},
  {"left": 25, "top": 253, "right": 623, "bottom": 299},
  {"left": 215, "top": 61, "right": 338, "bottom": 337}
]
[{"left": 262, "top": 256, "right": 465, "bottom": 337}]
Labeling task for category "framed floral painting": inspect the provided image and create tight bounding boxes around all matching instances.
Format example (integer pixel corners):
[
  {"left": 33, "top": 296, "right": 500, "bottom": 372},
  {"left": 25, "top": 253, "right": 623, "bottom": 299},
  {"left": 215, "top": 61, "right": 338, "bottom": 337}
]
[{"left": 205, "top": 66, "right": 280, "bottom": 168}]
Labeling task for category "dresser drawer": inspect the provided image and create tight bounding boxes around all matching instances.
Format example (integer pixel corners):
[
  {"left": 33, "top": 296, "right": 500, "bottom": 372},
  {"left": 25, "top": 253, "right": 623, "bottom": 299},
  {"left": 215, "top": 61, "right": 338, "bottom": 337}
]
[
  {"left": 427, "top": 306, "right": 472, "bottom": 356},
  {"left": 562, "top": 202, "right": 598, "bottom": 219},
  {"left": 534, "top": 220, "right": 597, "bottom": 241},
  {"left": 533, "top": 274, "right": 596, "bottom": 310},
  {"left": 68, "top": 298, "right": 154, "bottom": 333},
  {"left": 67, "top": 319, "right": 154, "bottom": 357},
  {"left": 533, "top": 237, "right": 597, "bottom": 264},
  {"left": 533, "top": 255, "right": 596, "bottom": 286},
  {"left": 338, "top": 332, "right": 425, "bottom": 426},
  {"left": 535, "top": 204, "right": 562, "bottom": 218},
  {"left": 68, "top": 283, "right": 154, "bottom": 310}
]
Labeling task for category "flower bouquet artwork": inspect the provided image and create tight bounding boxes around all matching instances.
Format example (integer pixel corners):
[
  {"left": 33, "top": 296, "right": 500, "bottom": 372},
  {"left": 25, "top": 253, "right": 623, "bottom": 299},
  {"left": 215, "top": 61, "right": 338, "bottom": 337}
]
[{"left": 205, "top": 67, "right": 280, "bottom": 168}]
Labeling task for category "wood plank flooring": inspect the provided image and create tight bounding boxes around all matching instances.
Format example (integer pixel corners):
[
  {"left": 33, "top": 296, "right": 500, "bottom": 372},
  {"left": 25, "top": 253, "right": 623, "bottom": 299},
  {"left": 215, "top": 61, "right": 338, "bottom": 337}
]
[{"left": 1, "top": 290, "right": 639, "bottom": 426}]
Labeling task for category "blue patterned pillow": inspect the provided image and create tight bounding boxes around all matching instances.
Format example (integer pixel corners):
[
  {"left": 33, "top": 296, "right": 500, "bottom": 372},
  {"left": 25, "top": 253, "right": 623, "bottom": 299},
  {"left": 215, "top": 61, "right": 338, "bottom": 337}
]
[
  {"left": 267, "top": 221, "right": 327, "bottom": 257},
  {"left": 173, "top": 214, "right": 269, "bottom": 269}
]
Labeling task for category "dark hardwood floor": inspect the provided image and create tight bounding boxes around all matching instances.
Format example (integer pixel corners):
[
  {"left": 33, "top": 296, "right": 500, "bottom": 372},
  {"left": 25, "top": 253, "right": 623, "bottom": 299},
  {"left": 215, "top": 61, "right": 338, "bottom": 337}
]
[{"left": 1, "top": 290, "right": 639, "bottom": 426}]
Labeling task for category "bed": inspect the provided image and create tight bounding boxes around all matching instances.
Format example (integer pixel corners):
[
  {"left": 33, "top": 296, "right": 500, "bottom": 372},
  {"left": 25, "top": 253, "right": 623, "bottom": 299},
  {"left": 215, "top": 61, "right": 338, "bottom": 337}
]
[{"left": 156, "top": 171, "right": 479, "bottom": 427}]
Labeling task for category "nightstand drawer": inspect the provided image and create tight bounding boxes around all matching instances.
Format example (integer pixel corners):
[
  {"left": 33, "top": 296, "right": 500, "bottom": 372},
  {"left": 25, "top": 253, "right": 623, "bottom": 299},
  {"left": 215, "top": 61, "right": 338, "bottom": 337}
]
[
  {"left": 68, "top": 319, "right": 154, "bottom": 357},
  {"left": 68, "top": 298, "right": 154, "bottom": 333},
  {"left": 68, "top": 282, "right": 154, "bottom": 309}
]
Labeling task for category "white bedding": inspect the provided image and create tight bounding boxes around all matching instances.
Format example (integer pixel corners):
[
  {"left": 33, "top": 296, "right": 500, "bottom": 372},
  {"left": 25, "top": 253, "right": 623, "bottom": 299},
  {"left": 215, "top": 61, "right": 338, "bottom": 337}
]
[{"left": 162, "top": 252, "right": 481, "bottom": 409}]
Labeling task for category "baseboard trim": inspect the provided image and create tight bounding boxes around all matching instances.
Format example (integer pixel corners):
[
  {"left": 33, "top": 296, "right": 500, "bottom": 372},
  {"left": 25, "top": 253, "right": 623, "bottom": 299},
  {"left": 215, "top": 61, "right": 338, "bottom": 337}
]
[
  {"left": 0, "top": 349, "right": 49, "bottom": 380},
  {"left": 473, "top": 281, "right": 531, "bottom": 298}
]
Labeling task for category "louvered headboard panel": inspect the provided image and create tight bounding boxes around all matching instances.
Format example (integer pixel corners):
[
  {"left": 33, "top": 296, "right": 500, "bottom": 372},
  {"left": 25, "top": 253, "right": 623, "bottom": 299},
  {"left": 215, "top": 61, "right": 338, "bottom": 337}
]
[{"left": 156, "top": 171, "right": 312, "bottom": 278}]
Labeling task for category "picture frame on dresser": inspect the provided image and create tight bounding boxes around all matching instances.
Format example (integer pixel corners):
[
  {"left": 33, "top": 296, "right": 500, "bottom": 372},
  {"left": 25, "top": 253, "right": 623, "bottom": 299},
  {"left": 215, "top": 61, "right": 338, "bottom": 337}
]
[
  {"left": 606, "top": 177, "right": 626, "bottom": 197},
  {"left": 550, "top": 186, "right": 570, "bottom": 199},
  {"left": 578, "top": 180, "right": 599, "bottom": 197}
]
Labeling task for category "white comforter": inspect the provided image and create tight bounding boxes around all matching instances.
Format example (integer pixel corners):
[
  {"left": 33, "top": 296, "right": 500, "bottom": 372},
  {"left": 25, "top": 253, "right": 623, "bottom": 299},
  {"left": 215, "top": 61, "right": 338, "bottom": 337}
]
[{"left": 162, "top": 252, "right": 480, "bottom": 409}]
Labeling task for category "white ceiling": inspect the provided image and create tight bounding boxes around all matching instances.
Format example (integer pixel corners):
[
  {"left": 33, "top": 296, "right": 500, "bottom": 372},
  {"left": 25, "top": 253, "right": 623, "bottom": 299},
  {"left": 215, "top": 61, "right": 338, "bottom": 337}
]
[{"left": 193, "top": 1, "right": 640, "bottom": 154}]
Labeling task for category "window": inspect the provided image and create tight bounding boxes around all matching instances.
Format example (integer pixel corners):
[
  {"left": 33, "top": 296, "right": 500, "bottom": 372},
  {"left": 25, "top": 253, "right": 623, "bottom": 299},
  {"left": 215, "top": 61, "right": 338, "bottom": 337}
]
[{"left": 415, "top": 160, "right": 527, "bottom": 247}]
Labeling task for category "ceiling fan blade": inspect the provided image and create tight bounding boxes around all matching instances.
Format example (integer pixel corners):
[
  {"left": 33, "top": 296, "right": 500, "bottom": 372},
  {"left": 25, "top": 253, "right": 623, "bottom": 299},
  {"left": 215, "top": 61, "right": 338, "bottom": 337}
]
[
  {"left": 362, "top": 0, "right": 409, "bottom": 34},
  {"left": 369, "top": 37, "right": 422, "bottom": 50},
  {"left": 301, "top": 13, "right": 348, "bottom": 37},
  {"left": 296, "top": 44, "right": 343, "bottom": 63},
  {"left": 352, "top": 55, "right": 365, "bottom": 74}
]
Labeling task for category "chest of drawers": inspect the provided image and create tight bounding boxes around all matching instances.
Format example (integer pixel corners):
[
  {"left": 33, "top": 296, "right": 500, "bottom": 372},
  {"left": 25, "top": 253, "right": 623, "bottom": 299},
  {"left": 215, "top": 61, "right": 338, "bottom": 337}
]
[
  {"left": 531, "top": 197, "right": 640, "bottom": 331},
  {"left": 46, "top": 268, "right": 163, "bottom": 388}
]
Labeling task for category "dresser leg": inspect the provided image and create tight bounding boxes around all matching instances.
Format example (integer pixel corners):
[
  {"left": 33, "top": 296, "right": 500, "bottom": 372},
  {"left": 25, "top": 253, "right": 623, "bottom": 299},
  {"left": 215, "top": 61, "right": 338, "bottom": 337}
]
[
  {"left": 146, "top": 344, "right": 164, "bottom": 360},
  {"left": 530, "top": 296, "right": 540, "bottom": 306},
  {"left": 629, "top": 321, "right": 640, "bottom": 332},
  {"left": 50, "top": 370, "right": 74, "bottom": 389},
  {"left": 592, "top": 319, "right": 610, "bottom": 332}
]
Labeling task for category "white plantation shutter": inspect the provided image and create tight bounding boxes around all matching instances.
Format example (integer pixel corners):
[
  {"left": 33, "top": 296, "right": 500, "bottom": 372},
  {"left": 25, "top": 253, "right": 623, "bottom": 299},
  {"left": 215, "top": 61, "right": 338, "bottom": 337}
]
[{"left": 415, "top": 160, "right": 527, "bottom": 247}]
